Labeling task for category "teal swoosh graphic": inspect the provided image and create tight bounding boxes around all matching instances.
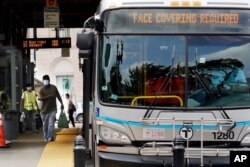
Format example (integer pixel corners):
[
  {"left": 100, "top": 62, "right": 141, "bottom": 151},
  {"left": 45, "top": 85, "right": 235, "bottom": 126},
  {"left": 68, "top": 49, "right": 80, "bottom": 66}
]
[{"left": 97, "top": 115, "right": 246, "bottom": 129}]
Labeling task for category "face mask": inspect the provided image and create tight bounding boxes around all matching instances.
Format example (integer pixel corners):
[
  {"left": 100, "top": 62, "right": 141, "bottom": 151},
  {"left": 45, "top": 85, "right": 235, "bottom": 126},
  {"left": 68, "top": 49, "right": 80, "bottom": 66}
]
[
  {"left": 27, "top": 87, "right": 32, "bottom": 91},
  {"left": 43, "top": 80, "right": 50, "bottom": 86}
]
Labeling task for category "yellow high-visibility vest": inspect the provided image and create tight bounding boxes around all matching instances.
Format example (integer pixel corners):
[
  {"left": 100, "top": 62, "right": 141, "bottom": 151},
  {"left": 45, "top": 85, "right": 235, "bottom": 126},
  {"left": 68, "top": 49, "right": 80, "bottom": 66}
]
[{"left": 23, "top": 91, "right": 37, "bottom": 111}]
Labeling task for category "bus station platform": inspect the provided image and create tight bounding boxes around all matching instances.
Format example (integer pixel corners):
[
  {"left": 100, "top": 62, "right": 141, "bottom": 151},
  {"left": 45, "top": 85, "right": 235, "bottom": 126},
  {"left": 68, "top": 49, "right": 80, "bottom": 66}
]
[{"left": 0, "top": 123, "right": 82, "bottom": 167}]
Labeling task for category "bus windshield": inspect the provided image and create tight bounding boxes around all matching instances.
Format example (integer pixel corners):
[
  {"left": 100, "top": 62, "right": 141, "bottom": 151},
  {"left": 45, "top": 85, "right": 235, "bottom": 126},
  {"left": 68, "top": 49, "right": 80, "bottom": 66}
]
[
  {"left": 99, "top": 35, "right": 250, "bottom": 108},
  {"left": 98, "top": 8, "right": 250, "bottom": 108}
]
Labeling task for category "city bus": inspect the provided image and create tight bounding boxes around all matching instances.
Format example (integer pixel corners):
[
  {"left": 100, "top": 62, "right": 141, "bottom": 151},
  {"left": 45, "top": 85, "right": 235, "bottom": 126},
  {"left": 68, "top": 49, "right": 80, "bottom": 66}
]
[{"left": 77, "top": 0, "right": 250, "bottom": 166}]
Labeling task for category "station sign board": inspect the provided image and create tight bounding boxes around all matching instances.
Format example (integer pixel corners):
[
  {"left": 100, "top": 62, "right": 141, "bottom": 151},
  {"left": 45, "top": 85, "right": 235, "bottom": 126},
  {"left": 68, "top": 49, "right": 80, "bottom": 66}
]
[
  {"left": 44, "top": 7, "right": 60, "bottom": 28},
  {"left": 61, "top": 48, "right": 70, "bottom": 57},
  {"left": 22, "top": 37, "right": 71, "bottom": 49},
  {"left": 46, "top": 0, "right": 58, "bottom": 8}
]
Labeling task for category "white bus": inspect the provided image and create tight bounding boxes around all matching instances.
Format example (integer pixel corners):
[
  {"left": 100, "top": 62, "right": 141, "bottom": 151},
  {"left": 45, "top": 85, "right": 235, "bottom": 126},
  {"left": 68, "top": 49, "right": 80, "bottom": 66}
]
[{"left": 77, "top": 0, "right": 250, "bottom": 166}]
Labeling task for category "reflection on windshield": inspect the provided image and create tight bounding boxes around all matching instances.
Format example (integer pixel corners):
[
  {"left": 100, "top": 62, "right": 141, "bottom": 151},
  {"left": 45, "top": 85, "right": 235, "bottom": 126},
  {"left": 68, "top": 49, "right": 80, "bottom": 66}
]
[
  {"left": 188, "top": 36, "right": 250, "bottom": 107},
  {"left": 99, "top": 35, "right": 250, "bottom": 108}
]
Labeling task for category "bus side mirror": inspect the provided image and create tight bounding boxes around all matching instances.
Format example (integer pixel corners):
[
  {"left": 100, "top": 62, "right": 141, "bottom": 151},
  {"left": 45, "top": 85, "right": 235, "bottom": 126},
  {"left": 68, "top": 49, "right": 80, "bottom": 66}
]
[
  {"left": 76, "top": 31, "right": 95, "bottom": 58},
  {"left": 95, "top": 19, "right": 104, "bottom": 32},
  {"left": 83, "top": 16, "right": 104, "bottom": 32}
]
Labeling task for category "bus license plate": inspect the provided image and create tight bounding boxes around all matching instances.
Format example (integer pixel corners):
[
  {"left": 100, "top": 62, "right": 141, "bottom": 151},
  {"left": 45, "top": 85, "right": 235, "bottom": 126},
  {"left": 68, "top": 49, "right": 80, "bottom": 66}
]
[{"left": 143, "top": 128, "right": 165, "bottom": 139}]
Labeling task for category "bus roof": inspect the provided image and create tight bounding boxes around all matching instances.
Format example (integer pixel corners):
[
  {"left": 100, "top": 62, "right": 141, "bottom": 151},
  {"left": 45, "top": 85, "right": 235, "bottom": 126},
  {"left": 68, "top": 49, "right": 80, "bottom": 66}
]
[{"left": 99, "top": 0, "right": 250, "bottom": 14}]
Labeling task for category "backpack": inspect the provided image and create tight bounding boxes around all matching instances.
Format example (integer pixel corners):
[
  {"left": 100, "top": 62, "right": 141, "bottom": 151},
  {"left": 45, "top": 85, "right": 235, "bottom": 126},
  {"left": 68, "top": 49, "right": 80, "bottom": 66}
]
[{"left": 70, "top": 103, "right": 76, "bottom": 112}]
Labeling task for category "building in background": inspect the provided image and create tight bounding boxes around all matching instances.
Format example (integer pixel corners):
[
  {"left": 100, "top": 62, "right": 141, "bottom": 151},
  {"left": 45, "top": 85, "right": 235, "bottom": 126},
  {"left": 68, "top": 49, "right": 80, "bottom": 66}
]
[{"left": 27, "top": 28, "right": 83, "bottom": 113}]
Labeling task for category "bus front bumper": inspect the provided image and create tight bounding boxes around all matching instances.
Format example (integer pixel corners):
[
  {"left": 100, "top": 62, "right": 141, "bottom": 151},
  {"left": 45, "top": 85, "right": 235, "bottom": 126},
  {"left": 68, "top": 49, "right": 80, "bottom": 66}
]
[{"left": 98, "top": 152, "right": 229, "bottom": 167}]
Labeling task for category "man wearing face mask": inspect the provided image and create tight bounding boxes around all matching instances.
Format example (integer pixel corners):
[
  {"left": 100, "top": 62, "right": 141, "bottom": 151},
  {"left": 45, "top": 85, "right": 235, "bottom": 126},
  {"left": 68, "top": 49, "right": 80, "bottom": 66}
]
[
  {"left": 20, "top": 83, "right": 40, "bottom": 133},
  {"left": 38, "top": 75, "right": 64, "bottom": 142}
]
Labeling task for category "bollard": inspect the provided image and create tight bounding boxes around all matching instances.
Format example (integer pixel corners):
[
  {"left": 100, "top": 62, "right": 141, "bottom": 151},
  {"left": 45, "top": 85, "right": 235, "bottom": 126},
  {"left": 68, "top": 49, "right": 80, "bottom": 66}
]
[
  {"left": 74, "top": 135, "right": 86, "bottom": 167},
  {"left": 173, "top": 135, "right": 185, "bottom": 167}
]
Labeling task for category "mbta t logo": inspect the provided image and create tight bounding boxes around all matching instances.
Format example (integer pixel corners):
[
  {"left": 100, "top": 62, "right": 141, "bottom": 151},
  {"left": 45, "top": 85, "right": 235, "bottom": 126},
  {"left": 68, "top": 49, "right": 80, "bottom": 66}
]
[
  {"left": 230, "top": 151, "right": 250, "bottom": 167},
  {"left": 179, "top": 126, "right": 193, "bottom": 140}
]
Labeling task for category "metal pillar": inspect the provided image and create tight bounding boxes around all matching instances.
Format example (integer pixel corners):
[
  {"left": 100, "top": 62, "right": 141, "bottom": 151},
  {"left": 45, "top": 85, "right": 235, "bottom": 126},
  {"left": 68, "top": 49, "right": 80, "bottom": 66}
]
[
  {"left": 82, "top": 58, "right": 91, "bottom": 151},
  {"left": 74, "top": 135, "right": 86, "bottom": 167},
  {"left": 8, "top": 47, "right": 16, "bottom": 110},
  {"left": 173, "top": 136, "right": 185, "bottom": 167}
]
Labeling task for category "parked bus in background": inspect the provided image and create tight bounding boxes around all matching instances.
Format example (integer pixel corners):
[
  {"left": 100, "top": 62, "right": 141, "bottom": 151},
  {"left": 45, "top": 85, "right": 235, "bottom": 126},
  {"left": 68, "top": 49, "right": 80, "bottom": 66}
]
[{"left": 77, "top": 0, "right": 250, "bottom": 166}]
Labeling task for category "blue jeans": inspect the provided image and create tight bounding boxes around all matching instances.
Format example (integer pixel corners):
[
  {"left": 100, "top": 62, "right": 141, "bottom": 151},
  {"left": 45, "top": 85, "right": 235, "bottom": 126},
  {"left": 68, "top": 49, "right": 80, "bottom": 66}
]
[{"left": 41, "top": 111, "right": 56, "bottom": 141}]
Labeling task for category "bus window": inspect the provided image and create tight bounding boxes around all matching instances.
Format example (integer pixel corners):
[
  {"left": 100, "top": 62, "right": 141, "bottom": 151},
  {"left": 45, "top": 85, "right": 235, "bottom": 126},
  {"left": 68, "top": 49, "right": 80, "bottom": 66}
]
[
  {"left": 100, "top": 35, "right": 185, "bottom": 107},
  {"left": 188, "top": 36, "right": 250, "bottom": 107}
]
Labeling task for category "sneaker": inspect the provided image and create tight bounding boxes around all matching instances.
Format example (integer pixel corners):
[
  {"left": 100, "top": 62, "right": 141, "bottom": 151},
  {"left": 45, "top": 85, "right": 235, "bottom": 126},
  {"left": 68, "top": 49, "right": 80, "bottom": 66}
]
[{"left": 48, "top": 137, "right": 54, "bottom": 142}]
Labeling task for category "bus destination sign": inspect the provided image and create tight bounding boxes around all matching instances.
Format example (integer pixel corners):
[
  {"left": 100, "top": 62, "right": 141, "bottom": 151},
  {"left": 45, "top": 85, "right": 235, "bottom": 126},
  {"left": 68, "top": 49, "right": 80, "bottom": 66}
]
[
  {"left": 22, "top": 37, "right": 71, "bottom": 49},
  {"left": 132, "top": 12, "right": 239, "bottom": 25},
  {"left": 106, "top": 9, "right": 249, "bottom": 34}
]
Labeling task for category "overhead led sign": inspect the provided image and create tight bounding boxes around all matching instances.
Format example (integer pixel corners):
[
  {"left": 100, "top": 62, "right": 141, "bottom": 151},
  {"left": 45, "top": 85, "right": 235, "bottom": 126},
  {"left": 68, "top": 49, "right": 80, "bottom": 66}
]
[
  {"left": 132, "top": 12, "right": 239, "bottom": 24},
  {"left": 106, "top": 9, "right": 249, "bottom": 34},
  {"left": 22, "top": 37, "right": 71, "bottom": 49}
]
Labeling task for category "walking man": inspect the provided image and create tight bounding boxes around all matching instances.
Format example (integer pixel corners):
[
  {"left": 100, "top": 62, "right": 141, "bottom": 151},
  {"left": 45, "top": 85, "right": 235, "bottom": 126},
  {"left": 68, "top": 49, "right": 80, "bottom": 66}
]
[
  {"left": 20, "top": 83, "right": 39, "bottom": 133},
  {"left": 38, "top": 75, "right": 64, "bottom": 142}
]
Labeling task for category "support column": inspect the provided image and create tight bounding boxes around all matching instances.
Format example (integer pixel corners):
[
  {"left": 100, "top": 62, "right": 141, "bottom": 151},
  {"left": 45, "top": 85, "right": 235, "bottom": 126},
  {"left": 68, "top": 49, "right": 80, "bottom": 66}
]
[{"left": 9, "top": 48, "right": 16, "bottom": 110}]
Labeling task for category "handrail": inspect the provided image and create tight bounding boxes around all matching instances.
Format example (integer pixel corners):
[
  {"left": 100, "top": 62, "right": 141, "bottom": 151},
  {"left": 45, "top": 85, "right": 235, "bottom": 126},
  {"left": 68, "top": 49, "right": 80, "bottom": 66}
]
[
  {"left": 140, "top": 146, "right": 250, "bottom": 157},
  {"left": 140, "top": 117, "right": 235, "bottom": 126},
  {"left": 131, "top": 95, "right": 183, "bottom": 106},
  {"left": 139, "top": 117, "right": 235, "bottom": 166}
]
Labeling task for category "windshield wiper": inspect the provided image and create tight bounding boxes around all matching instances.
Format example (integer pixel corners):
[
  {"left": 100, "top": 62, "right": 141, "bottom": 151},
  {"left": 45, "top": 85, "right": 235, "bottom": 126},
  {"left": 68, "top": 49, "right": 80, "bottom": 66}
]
[
  {"left": 192, "top": 69, "right": 236, "bottom": 131},
  {"left": 143, "top": 67, "right": 177, "bottom": 119},
  {"left": 191, "top": 69, "right": 233, "bottom": 121}
]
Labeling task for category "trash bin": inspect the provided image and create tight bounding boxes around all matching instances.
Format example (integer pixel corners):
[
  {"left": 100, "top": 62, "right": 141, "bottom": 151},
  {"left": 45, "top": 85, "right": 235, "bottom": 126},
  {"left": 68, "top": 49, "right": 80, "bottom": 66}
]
[{"left": 2, "top": 110, "right": 19, "bottom": 140}]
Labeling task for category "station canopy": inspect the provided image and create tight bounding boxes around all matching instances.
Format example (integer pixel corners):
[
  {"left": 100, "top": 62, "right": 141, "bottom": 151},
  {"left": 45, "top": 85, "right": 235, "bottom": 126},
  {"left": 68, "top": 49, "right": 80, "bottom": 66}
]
[{"left": 3, "top": 0, "right": 99, "bottom": 28}]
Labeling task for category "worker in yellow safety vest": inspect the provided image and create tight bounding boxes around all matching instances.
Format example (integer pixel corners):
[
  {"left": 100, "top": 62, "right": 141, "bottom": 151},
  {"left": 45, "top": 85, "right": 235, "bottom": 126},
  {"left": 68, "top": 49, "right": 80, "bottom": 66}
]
[
  {"left": 0, "top": 90, "right": 11, "bottom": 111},
  {"left": 20, "top": 83, "right": 40, "bottom": 133}
]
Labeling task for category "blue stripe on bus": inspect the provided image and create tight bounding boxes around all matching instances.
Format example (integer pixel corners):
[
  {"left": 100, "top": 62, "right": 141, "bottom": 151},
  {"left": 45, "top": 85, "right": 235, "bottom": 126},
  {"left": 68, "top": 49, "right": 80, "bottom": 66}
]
[{"left": 97, "top": 116, "right": 247, "bottom": 129}]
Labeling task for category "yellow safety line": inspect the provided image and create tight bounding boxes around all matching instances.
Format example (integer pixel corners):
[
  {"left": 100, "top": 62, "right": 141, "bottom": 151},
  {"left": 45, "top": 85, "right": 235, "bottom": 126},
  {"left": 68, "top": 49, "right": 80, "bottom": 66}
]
[
  {"left": 56, "top": 128, "right": 82, "bottom": 135},
  {"left": 37, "top": 128, "right": 81, "bottom": 167}
]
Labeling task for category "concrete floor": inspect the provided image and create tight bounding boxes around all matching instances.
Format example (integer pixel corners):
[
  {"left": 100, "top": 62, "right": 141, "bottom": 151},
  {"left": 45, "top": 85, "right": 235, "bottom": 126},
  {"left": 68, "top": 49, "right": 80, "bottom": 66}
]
[
  {"left": 0, "top": 122, "right": 83, "bottom": 167},
  {"left": 0, "top": 131, "right": 46, "bottom": 167}
]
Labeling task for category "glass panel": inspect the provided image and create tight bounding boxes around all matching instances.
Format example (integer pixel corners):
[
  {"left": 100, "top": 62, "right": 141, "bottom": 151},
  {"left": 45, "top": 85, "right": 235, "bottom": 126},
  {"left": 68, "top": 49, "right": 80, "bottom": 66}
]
[
  {"left": 99, "top": 35, "right": 185, "bottom": 107},
  {"left": 188, "top": 36, "right": 250, "bottom": 107},
  {"left": 56, "top": 75, "right": 74, "bottom": 98},
  {"left": 104, "top": 9, "right": 250, "bottom": 34},
  {"left": 99, "top": 35, "right": 250, "bottom": 108}
]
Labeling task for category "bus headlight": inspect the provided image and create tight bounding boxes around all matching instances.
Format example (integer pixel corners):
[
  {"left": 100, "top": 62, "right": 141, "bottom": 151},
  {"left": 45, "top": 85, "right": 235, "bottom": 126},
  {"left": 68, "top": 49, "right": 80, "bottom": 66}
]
[
  {"left": 241, "top": 134, "right": 250, "bottom": 146},
  {"left": 99, "top": 126, "right": 131, "bottom": 144}
]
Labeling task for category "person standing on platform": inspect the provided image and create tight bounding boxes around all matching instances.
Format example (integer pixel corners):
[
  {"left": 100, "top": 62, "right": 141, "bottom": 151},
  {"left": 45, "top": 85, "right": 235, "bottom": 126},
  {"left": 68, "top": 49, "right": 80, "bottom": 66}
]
[
  {"left": 20, "top": 83, "right": 40, "bottom": 133},
  {"left": 65, "top": 93, "right": 75, "bottom": 127},
  {"left": 38, "top": 75, "right": 64, "bottom": 142}
]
